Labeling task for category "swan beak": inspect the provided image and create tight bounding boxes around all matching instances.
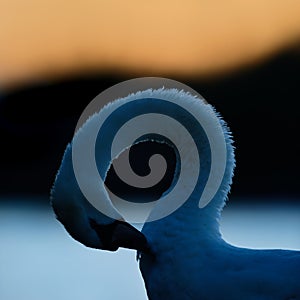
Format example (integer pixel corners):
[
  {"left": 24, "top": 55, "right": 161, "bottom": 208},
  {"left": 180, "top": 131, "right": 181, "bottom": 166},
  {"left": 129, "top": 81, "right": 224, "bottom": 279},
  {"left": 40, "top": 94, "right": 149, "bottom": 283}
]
[{"left": 89, "top": 219, "right": 150, "bottom": 253}]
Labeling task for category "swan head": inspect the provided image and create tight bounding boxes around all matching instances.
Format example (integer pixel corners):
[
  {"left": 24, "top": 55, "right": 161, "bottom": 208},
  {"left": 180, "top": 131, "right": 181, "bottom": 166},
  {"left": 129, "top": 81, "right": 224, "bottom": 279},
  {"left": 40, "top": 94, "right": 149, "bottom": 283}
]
[{"left": 51, "top": 143, "right": 150, "bottom": 252}]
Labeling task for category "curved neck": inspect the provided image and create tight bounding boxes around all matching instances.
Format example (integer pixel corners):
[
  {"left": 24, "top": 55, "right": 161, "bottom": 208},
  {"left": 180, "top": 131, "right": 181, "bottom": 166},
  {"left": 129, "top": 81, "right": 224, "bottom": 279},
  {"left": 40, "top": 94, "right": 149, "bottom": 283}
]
[{"left": 141, "top": 130, "right": 235, "bottom": 253}]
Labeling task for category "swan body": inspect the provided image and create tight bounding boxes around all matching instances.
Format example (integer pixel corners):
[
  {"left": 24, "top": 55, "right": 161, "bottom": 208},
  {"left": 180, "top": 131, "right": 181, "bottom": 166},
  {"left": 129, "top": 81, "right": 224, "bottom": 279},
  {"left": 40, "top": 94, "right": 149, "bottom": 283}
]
[
  {"left": 141, "top": 223, "right": 300, "bottom": 299},
  {"left": 51, "top": 87, "right": 300, "bottom": 299}
]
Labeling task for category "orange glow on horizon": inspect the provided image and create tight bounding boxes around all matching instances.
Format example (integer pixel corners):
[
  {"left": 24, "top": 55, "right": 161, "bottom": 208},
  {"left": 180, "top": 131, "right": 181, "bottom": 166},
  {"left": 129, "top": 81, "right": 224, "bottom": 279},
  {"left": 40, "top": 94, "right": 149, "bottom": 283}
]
[{"left": 1, "top": 0, "right": 300, "bottom": 88}]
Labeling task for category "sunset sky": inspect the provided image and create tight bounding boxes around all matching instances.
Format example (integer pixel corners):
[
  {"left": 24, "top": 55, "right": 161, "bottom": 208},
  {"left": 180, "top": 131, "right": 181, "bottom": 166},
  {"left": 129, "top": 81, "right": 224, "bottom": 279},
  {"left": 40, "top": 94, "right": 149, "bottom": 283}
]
[{"left": 1, "top": 0, "right": 300, "bottom": 88}]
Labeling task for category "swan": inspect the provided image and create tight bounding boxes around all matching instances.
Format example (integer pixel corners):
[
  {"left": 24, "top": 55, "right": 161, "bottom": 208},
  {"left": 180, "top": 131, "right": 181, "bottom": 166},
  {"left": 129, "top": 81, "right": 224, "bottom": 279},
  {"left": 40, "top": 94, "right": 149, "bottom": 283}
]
[{"left": 51, "top": 85, "right": 300, "bottom": 300}]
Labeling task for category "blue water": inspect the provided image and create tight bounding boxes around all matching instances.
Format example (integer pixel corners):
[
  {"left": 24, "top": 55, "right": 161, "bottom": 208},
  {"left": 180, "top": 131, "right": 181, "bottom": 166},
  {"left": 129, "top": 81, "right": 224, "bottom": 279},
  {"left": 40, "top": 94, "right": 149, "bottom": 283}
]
[{"left": 0, "top": 198, "right": 299, "bottom": 300}]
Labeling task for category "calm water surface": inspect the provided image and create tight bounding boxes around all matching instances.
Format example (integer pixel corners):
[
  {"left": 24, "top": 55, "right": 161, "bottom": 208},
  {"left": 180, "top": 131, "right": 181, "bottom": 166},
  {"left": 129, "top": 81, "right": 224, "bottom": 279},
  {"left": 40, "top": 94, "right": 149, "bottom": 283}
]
[{"left": 1, "top": 197, "right": 299, "bottom": 300}]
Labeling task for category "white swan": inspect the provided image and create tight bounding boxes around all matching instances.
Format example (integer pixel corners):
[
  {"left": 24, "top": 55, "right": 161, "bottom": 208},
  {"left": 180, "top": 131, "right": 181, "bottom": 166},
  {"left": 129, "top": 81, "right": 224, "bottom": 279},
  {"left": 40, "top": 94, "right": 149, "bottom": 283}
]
[{"left": 51, "top": 87, "right": 300, "bottom": 300}]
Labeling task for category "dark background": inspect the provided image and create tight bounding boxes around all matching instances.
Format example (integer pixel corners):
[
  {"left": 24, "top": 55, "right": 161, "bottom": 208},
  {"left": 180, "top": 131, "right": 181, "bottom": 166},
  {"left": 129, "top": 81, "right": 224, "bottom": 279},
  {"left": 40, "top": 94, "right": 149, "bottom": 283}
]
[{"left": 0, "top": 48, "right": 299, "bottom": 202}]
